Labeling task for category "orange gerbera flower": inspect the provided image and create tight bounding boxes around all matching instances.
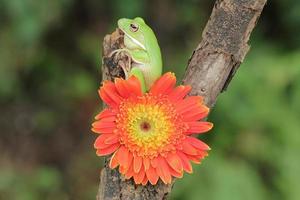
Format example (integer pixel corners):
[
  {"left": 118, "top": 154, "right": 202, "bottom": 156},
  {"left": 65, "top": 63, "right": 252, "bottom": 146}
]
[{"left": 92, "top": 72, "right": 213, "bottom": 185}]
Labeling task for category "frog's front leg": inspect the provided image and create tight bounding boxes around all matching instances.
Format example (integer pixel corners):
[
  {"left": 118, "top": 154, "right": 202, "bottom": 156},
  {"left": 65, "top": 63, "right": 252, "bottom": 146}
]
[
  {"left": 109, "top": 48, "right": 150, "bottom": 92},
  {"left": 108, "top": 49, "right": 132, "bottom": 78}
]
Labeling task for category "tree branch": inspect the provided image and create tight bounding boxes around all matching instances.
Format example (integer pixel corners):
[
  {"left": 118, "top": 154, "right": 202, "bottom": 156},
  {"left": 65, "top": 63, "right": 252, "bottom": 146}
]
[
  {"left": 183, "top": 0, "right": 267, "bottom": 106},
  {"left": 97, "top": 0, "right": 266, "bottom": 199}
]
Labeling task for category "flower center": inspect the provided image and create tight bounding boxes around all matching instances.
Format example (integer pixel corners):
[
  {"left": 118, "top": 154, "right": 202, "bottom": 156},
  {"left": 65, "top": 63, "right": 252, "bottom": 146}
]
[
  {"left": 140, "top": 121, "right": 151, "bottom": 132},
  {"left": 117, "top": 95, "right": 187, "bottom": 158}
]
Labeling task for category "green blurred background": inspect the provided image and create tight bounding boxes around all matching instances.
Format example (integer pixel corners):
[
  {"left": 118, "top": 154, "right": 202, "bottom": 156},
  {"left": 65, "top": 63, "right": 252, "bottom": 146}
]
[{"left": 1, "top": 0, "right": 300, "bottom": 199}]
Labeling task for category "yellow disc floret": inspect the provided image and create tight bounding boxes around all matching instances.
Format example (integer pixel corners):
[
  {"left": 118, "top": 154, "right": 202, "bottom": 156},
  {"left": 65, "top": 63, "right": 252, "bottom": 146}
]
[{"left": 116, "top": 94, "right": 187, "bottom": 158}]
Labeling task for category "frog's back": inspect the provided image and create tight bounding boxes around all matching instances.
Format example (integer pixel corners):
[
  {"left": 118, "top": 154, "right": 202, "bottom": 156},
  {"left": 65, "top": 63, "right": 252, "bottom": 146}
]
[{"left": 143, "top": 26, "right": 162, "bottom": 89}]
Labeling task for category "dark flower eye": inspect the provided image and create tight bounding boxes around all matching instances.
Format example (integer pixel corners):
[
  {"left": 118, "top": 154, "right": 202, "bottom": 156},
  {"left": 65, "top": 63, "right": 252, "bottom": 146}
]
[{"left": 130, "top": 23, "right": 139, "bottom": 32}]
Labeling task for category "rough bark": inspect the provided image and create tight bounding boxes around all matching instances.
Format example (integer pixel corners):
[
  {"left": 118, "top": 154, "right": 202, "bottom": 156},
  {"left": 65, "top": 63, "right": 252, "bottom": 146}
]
[
  {"left": 183, "top": 0, "right": 267, "bottom": 107},
  {"left": 97, "top": 0, "right": 266, "bottom": 199}
]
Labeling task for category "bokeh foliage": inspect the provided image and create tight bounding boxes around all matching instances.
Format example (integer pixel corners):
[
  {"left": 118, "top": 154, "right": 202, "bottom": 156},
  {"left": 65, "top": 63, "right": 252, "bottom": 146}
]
[{"left": 0, "top": 0, "right": 300, "bottom": 200}]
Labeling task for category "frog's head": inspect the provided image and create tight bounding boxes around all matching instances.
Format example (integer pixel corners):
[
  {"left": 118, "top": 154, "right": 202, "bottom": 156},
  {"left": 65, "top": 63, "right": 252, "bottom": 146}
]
[{"left": 118, "top": 17, "right": 152, "bottom": 51}]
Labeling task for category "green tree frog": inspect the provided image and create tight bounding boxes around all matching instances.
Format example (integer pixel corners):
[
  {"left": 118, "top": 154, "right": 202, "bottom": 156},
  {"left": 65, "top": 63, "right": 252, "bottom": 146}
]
[{"left": 110, "top": 17, "right": 162, "bottom": 92}]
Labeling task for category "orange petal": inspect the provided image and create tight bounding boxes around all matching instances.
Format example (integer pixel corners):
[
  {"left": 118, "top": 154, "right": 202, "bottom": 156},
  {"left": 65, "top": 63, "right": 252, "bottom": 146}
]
[
  {"left": 151, "top": 156, "right": 158, "bottom": 168},
  {"left": 133, "top": 166, "right": 145, "bottom": 184},
  {"left": 168, "top": 85, "right": 191, "bottom": 102},
  {"left": 166, "top": 153, "right": 183, "bottom": 173},
  {"left": 143, "top": 157, "right": 150, "bottom": 170},
  {"left": 127, "top": 76, "right": 142, "bottom": 96},
  {"left": 127, "top": 152, "right": 133, "bottom": 169},
  {"left": 96, "top": 143, "right": 120, "bottom": 156},
  {"left": 99, "top": 81, "right": 122, "bottom": 108},
  {"left": 182, "top": 139, "right": 198, "bottom": 155},
  {"left": 92, "top": 127, "right": 114, "bottom": 134},
  {"left": 104, "top": 134, "right": 119, "bottom": 144},
  {"left": 185, "top": 154, "right": 202, "bottom": 164},
  {"left": 109, "top": 151, "right": 119, "bottom": 169},
  {"left": 115, "top": 78, "right": 130, "bottom": 98},
  {"left": 183, "top": 106, "right": 209, "bottom": 121},
  {"left": 94, "top": 134, "right": 115, "bottom": 149},
  {"left": 95, "top": 109, "right": 116, "bottom": 120},
  {"left": 124, "top": 164, "right": 134, "bottom": 179},
  {"left": 175, "top": 96, "right": 203, "bottom": 114},
  {"left": 141, "top": 175, "right": 148, "bottom": 186},
  {"left": 156, "top": 156, "right": 172, "bottom": 184},
  {"left": 177, "top": 151, "right": 193, "bottom": 173},
  {"left": 198, "top": 151, "right": 209, "bottom": 158},
  {"left": 146, "top": 166, "right": 159, "bottom": 185},
  {"left": 186, "top": 121, "right": 213, "bottom": 134},
  {"left": 119, "top": 165, "right": 128, "bottom": 174},
  {"left": 116, "top": 146, "right": 129, "bottom": 168},
  {"left": 168, "top": 165, "right": 183, "bottom": 178},
  {"left": 92, "top": 120, "right": 115, "bottom": 128},
  {"left": 133, "top": 155, "right": 143, "bottom": 173},
  {"left": 150, "top": 72, "right": 176, "bottom": 95},
  {"left": 186, "top": 136, "right": 210, "bottom": 151},
  {"left": 100, "top": 116, "right": 116, "bottom": 123},
  {"left": 92, "top": 121, "right": 115, "bottom": 134}
]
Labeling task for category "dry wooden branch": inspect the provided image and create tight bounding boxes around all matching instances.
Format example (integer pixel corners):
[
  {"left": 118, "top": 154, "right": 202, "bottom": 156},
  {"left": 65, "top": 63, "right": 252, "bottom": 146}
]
[{"left": 97, "top": 0, "right": 266, "bottom": 199}]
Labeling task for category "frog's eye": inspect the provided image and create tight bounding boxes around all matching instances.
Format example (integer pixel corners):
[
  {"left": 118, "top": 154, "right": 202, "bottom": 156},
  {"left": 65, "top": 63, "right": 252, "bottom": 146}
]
[{"left": 130, "top": 23, "right": 139, "bottom": 32}]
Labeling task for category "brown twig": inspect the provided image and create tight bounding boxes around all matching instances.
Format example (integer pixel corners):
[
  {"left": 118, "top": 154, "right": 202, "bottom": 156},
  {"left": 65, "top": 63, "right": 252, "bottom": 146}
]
[{"left": 97, "top": 0, "right": 267, "bottom": 199}]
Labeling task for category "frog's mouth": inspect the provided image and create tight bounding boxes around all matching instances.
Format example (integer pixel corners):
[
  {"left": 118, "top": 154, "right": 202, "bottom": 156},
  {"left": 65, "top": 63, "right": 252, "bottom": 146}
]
[{"left": 119, "top": 28, "right": 146, "bottom": 51}]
